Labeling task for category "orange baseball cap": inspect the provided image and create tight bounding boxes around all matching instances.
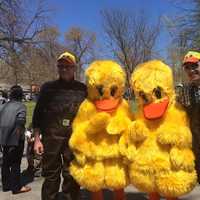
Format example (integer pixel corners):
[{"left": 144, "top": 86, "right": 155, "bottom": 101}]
[{"left": 183, "top": 51, "right": 200, "bottom": 65}]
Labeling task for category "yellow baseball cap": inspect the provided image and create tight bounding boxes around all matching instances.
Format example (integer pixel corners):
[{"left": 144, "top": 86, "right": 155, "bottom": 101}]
[
  {"left": 183, "top": 51, "right": 200, "bottom": 65},
  {"left": 57, "top": 51, "right": 76, "bottom": 64}
]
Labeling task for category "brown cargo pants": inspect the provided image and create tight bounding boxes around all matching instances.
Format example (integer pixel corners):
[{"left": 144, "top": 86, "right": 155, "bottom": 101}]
[{"left": 41, "top": 132, "right": 80, "bottom": 200}]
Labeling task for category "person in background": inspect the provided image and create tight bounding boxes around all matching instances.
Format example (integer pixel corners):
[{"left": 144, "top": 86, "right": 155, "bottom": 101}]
[
  {"left": 0, "top": 85, "right": 31, "bottom": 194},
  {"left": 25, "top": 123, "right": 42, "bottom": 177},
  {"left": 33, "top": 51, "right": 87, "bottom": 200},
  {"left": 0, "top": 90, "right": 8, "bottom": 104},
  {"left": 181, "top": 50, "right": 200, "bottom": 184}
]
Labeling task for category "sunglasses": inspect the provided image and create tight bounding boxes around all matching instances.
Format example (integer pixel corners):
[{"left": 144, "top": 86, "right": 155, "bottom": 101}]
[
  {"left": 57, "top": 64, "right": 75, "bottom": 70},
  {"left": 183, "top": 63, "right": 199, "bottom": 71}
]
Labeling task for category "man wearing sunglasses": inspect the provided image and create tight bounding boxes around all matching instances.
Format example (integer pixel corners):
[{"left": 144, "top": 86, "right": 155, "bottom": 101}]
[
  {"left": 183, "top": 51, "right": 200, "bottom": 84},
  {"left": 181, "top": 50, "right": 200, "bottom": 184},
  {"left": 33, "top": 51, "right": 87, "bottom": 200}
]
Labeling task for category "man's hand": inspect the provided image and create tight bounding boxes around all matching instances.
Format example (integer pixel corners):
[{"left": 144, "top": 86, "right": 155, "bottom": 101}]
[
  {"left": 34, "top": 129, "right": 44, "bottom": 155},
  {"left": 34, "top": 139, "right": 44, "bottom": 155}
]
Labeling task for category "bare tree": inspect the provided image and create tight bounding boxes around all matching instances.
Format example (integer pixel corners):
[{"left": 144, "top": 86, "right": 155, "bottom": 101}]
[
  {"left": 102, "top": 10, "right": 160, "bottom": 85},
  {"left": 163, "top": 0, "right": 199, "bottom": 84},
  {"left": 166, "top": 0, "right": 200, "bottom": 51},
  {"left": 176, "top": 0, "right": 200, "bottom": 81},
  {"left": 34, "top": 26, "right": 64, "bottom": 80},
  {"left": 21, "top": 26, "right": 64, "bottom": 89},
  {"left": 65, "top": 27, "right": 97, "bottom": 81},
  {"left": 0, "top": 0, "right": 50, "bottom": 84}
]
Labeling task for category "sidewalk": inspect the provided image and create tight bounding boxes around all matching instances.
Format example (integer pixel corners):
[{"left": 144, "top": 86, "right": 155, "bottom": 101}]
[{"left": 0, "top": 156, "right": 199, "bottom": 200}]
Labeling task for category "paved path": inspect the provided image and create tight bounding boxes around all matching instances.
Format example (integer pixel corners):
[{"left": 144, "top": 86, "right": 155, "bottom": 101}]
[{"left": 0, "top": 156, "right": 199, "bottom": 200}]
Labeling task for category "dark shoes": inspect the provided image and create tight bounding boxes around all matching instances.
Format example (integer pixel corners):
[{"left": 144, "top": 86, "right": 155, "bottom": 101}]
[{"left": 12, "top": 186, "right": 31, "bottom": 194}]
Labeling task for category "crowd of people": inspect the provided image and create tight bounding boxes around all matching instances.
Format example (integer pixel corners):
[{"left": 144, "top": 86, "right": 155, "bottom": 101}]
[{"left": 0, "top": 50, "right": 200, "bottom": 200}]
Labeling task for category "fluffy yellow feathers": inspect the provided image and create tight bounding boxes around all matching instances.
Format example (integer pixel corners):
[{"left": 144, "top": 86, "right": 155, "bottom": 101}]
[
  {"left": 69, "top": 60, "right": 132, "bottom": 191},
  {"left": 69, "top": 59, "right": 196, "bottom": 198},
  {"left": 124, "top": 60, "right": 197, "bottom": 198}
]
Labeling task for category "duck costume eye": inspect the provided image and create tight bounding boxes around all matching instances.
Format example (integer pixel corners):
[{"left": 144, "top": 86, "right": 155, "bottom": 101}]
[
  {"left": 153, "top": 87, "right": 162, "bottom": 99},
  {"left": 110, "top": 85, "right": 118, "bottom": 97},
  {"left": 96, "top": 85, "right": 104, "bottom": 96}
]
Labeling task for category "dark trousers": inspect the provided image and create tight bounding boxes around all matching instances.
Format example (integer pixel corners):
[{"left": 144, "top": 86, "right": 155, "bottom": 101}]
[
  {"left": 1, "top": 140, "right": 24, "bottom": 192},
  {"left": 193, "top": 138, "right": 200, "bottom": 183},
  {"left": 41, "top": 135, "right": 80, "bottom": 200}
]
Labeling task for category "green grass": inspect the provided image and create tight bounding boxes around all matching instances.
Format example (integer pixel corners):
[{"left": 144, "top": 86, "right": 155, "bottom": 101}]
[{"left": 25, "top": 101, "right": 36, "bottom": 128}]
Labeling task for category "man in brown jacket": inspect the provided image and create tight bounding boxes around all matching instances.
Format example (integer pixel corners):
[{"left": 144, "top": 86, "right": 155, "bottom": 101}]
[
  {"left": 182, "top": 50, "right": 200, "bottom": 184},
  {"left": 33, "top": 52, "right": 87, "bottom": 200}
]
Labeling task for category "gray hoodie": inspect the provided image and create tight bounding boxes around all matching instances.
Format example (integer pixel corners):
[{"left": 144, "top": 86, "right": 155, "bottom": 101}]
[{"left": 0, "top": 100, "right": 26, "bottom": 146}]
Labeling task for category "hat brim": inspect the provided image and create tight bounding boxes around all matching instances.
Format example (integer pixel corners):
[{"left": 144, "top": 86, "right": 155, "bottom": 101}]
[
  {"left": 57, "top": 57, "right": 75, "bottom": 65},
  {"left": 183, "top": 57, "right": 199, "bottom": 64}
]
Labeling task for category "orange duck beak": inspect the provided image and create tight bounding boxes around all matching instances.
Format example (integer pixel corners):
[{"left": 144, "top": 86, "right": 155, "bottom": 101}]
[
  {"left": 143, "top": 97, "right": 169, "bottom": 120},
  {"left": 95, "top": 98, "right": 120, "bottom": 113}
]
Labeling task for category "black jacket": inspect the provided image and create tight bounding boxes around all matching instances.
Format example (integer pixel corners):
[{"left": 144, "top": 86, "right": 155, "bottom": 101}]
[{"left": 32, "top": 79, "right": 87, "bottom": 137}]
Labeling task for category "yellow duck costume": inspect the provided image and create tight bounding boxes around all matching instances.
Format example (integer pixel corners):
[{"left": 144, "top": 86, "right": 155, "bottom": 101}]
[
  {"left": 69, "top": 60, "right": 132, "bottom": 199},
  {"left": 121, "top": 60, "right": 197, "bottom": 200}
]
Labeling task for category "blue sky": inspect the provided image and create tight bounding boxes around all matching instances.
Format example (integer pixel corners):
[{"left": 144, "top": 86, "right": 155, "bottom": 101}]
[{"left": 48, "top": 0, "right": 184, "bottom": 59}]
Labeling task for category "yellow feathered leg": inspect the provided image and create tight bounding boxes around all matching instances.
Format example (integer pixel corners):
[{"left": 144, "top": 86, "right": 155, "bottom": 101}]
[
  {"left": 91, "top": 190, "right": 103, "bottom": 200},
  {"left": 149, "top": 192, "right": 160, "bottom": 200},
  {"left": 113, "top": 189, "right": 126, "bottom": 200}
]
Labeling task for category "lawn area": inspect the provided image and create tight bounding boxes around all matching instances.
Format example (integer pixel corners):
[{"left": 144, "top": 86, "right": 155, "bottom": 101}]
[{"left": 25, "top": 101, "right": 36, "bottom": 128}]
